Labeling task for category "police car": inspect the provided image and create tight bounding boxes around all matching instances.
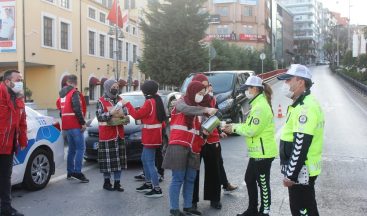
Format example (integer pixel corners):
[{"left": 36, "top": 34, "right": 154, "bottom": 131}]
[{"left": 11, "top": 106, "right": 64, "bottom": 190}]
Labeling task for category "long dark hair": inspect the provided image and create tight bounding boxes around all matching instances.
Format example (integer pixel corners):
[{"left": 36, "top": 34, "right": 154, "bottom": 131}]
[
  {"left": 259, "top": 82, "right": 273, "bottom": 113},
  {"left": 145, "top": 94, "right": 166, "bottom": 122}
]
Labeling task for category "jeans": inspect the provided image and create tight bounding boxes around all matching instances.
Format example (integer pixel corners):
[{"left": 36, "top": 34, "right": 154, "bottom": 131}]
[
  {"left": 103, "top": 171, "right": 122, "bottom": 181},
  {"left": 65, "top": 128, "right": 85, "bottom": 174},
  {"left": 141, "top": 147, "right": 159, "bottom": 187},
  {"left": 169, "top": 168, "right": 197, "bottom": 210},
  {"left": 0, "top": 154, "right": 13, "bottom": 210}
]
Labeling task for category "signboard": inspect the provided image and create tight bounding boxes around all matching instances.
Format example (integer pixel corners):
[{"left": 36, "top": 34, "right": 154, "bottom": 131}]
[
  {"left": 239, "top": 34, "right": 266, "bottom": 42},
  {"left": 0, "top": 0, "right": 16, "bottom": 53},
  {"left": 213, "top": 0, "right": 236, "bottom": 3},
  {"left": 209, "top": 14, "right": 221, "bottom": 24},
  {"left": 206, "top": 34, "right": 232, "bottom": 41},
  {"left": 260, "top": 53, "right": 266, "bottom": 60},
  {"left": 240, "top": 0, "right": 258, "bottom": 5}
]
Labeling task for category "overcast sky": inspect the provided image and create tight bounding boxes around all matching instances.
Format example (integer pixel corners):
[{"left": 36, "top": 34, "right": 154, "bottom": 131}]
[{"left": 322, "top": 0, "right": 367, "bottom": 25}]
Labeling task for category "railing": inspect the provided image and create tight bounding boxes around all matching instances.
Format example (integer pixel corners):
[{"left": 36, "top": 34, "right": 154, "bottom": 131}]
[
  {"left": 336, "top": 70, "right": 367, "bottom": 95},
  {"left": 258, "top": 69, "right": 287, "bottom": 82}
]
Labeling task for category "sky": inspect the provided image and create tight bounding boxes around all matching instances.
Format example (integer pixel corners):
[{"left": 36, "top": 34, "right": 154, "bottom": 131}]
[{"left": 322, "top": 0, "right": 367, "bottom": 25}]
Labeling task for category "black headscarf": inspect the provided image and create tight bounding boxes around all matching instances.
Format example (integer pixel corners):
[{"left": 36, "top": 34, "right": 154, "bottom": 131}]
[{"left": 141, "top": 80, "right": 166, "bottom": 122}]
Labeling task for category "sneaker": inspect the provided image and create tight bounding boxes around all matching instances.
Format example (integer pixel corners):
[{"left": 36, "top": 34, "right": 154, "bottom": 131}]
[
  {"left": 136, "top": 183, "right": 152, "bottom": 192},
  {"left": 0, "top": 206, "right": 24, "bottom": 216},
  {"left": 114, "top": 181, "right": 124, "bottom": 192},
  {"left": 103, "top": 179, "right": 114, "bottom": 191},
  {"left": 71, "top": 173, "right": 89, "bottom": 183},
  {"left": 183, "top": 207, "right": 202, "bottom": 215},
  {"left": 159, "top": 175, "right": 164, "bottom": 182},
  {"left": 192, "top": 202, "right": 198, "bottom": 210},
  {"left": 169, "top": 209, "right": 185, "bottom": 216},
  {"left": 134, "top": 172, "right": 145, "bottom": 181},
  {"left": 223, "top": 183, "right": 238, "bottom": 194},
  {"left": 67, "top": 173, "right": 72, "bottom": 180},
  {"left": 210, "top": 201, "right": 222, "bottom": 210},
  {"left": 144, "top": 188, "right": 163, "bottom": 198}
]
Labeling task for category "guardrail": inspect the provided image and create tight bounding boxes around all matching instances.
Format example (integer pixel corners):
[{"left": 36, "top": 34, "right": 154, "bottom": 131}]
[
  {"left": 258, "top": 69, "right": 287, "bottom": 82},
  {"left": 336, "top": 70, "right": 367, "bottom": 95}
]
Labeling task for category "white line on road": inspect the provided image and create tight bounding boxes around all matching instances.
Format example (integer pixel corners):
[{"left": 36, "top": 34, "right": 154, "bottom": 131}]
[{"left": 49, "top": 163, "right": 97, "bottom": 183}]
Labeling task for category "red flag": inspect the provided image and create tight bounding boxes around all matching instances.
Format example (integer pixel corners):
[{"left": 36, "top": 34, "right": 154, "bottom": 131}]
[{"left": 107, "top": 0, "right": 123, "bottom": 28}]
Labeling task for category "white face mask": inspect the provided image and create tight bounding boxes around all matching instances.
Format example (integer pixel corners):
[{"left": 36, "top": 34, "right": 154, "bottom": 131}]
[
  {"left": 195, "top": 94, "right": 204, "bottom": 103},
  {"left": 208, "top": 92, "right": 213, "bottom": 97},
  {"left": 12, "top": 81, "right": 24, "bottom": 93},
  {"left": 245, "top": 90, "right": 254, "bottom": 99},
  {"left": 281, "top": 83, "right": 294, "bottom": 98}
]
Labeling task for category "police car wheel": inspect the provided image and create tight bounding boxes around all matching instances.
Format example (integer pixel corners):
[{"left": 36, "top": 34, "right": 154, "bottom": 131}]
[{"left": 23, "top": 148, "right": 52, "bottom": 191}]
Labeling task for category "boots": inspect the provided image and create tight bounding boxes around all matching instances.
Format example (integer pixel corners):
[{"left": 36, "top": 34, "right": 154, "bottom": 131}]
[
  {"left": 114, "top": 180, "right": 124, "bottom": 192},
  {"left": 103, "top": 179, "right": 114, "bottom": 191}
]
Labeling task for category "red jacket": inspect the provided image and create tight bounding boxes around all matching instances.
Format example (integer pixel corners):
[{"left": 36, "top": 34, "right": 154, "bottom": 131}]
[
  {"left": 98, "top": 97, "right": 124, "bottom": 141},
  {"left": 169, "top": 107, "right": 204, "bottom": 153},
  {"left": 125, "top": 98, "right": 163, "bottom": 148},
  {"left": 206, "top": 97, "right": 220, "bottom": 144},
  {"left": 0, "top": 83, "right": 27, "bottom": 155},
  {"left": 56, "top": 88, "right": 86, "bottom": 130}
]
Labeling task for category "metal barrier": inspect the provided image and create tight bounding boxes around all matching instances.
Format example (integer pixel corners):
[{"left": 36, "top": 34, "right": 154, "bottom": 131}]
[
  {"left": 258, "top": 69, "right": 287, "bottom": 82},
  {"left": 336, "top": 70, "right": 367, "bottom": 95}
]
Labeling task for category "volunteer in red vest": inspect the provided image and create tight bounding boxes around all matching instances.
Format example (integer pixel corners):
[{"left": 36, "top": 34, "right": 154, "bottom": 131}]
[
  {"left": 120, "top": 80, "right": 166, "bottom": 198},
  {"left": 0, "top": 70, "right": 27, "bottom": 216},
  {"left": 56, "top": 75, "right": 88, "bottom": 183},
  {"left": 162, "top": 81, "right": 217, "bottom": 216},
  {"left": 96, "top": 79, "right": 126, "bottom": 192}
]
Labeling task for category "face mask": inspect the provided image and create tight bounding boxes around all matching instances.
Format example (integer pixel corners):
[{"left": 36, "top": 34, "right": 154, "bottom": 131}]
[
  {"left": 208, "top": 92, "right": 213, "bottom": 97},
  {"left": 12, "top": 81, "right": 23, "bottom": 93},
  {"left": 245, "top": 90, "right": 254, "bottom": 99},
  {"left": 282, "top": 83, "right": 294, "bottom": 98},
  {"left": 195, "top": 94, "right": 204, "bottom": 103},
  {"left": 110, "top": 88, "right": 118, "bottom": 95}
]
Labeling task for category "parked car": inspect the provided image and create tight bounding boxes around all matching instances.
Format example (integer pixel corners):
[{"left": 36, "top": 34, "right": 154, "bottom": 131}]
[
  {"left": 84, "top": 90, "right": 179, "bottom": 161},
  {"left": 180, "top": 70, "right": 254, "bottom": 123},
  {"left": 12, "top": 106, "right": 64, "bottom": 190}
]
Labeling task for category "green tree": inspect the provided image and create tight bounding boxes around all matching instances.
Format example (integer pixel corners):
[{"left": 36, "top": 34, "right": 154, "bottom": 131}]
[
  {"left": 139, "top": 0, "right": 208, "bottom": 86},
  {"left": 342, "top": 50, "right": 355, "bottom": 67}
]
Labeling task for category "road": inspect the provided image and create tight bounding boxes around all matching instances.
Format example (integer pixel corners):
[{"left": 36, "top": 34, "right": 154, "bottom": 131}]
[{"left": 11, "top": 66, "right": 367, "bottom": 216}]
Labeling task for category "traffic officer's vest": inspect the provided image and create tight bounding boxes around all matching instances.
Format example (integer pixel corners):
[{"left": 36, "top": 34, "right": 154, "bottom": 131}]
[
  {"left": 233, "top": 93, "right": 278, "bottom": 158},
  {"left": 60, "top": 89, "right": 86, "bottom": 130},
  {"left": 169, "top": 107, "right": 205, "bottom": 153},
  {"left": 280, "top": 94, "right": 324, "bottom": 176},
  {"left": 207, "top": 97, "right": 220, "bottom": 144},
  {"left": 98, "top": 97, "right": 124, "bottom": 141},
  {"left": 125, "top": 99, "right": 163, "bottom": 148}
]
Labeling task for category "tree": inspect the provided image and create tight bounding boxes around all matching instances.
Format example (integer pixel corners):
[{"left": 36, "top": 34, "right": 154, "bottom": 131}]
[{"left": 139, "top": 0, "right": 208, "bottom": 86}]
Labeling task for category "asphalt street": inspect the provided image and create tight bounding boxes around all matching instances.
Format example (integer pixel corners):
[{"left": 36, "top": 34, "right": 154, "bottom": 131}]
[{"left": 11, "top": 66, "right": 367, "bottom": 216}]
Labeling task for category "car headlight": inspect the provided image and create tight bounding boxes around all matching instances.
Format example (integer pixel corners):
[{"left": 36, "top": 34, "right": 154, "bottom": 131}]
[{"left": 128, "top": 131, "right": 142, "bottom": 141}]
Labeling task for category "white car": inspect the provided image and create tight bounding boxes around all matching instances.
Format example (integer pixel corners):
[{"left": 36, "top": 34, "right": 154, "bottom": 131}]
[{"left": 11, "top": 107, "right": 64, "bottom": 190}]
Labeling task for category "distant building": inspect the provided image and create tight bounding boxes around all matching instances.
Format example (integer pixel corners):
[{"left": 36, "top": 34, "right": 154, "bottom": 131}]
[{"left": 352, "top": 26, "right": 367, "bottom": 57}]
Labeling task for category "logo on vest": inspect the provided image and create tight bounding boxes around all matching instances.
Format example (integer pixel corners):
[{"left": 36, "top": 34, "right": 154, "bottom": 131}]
[
  {"left": 253, "top": 118, "right": 260, "bottom": 125},
  {"left": 298, "top": 115, "right": 307, "bottom": 124}
]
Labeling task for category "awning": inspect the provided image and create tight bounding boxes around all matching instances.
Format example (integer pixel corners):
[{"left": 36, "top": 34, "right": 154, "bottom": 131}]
[
  {"left": 89, "top": 77, "right": 100, "bottom": 86},
  {"left": 132, "top": 80, "right": 139, "bottom": 86},
  {"left": 100, "top": 78, "right": 108, "bottom": 86},
  {"left": 118, "top": 79, "right": 127, "bottom": 86},
  {"left": 61, "top": 76, "right": 68, "bottom": 87}
]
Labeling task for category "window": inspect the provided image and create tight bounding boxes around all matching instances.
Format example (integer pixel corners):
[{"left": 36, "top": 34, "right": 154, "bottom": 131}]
[
  {"left": 60, "top": 0, "right": 70, "bottom": 9},
  {"left": 99, "top": 34, "right": 105, "bottom": 57},
  {"left": 244, "top": 7, "right": 253, "bottom": 16},
  {"left": 132, "top": 27, "right": 136, "bottom": 35},
  {"left": 43, "top": 16, "right": 55, "bottom": 47},
  {"left": 44, "top": 0, "right": 55, "bottom": 3},
  {"left": 125, "top": 42, "right": 129, "bottom": 61},
  {"left": 133, "top": 45, "right": 137, "bottom": 63},
  {"left": 88, "top": 7, "right": 96, "bottom": 19},
  {"left": 109, "top": 37, "right": 114, "bottom": 58},
  {"left": 89, "top": 31, "right": 96, "bottom": 55},
  {"left": 243, "top": 25, "right": 254, "bottom": 34},
  {"left": 216, "top": 26, "right": 229, "bottom": 35},
  {"left": 100, "top": 12, "right": 106, "bottom": 23},
  {"left": 60, "top": 21, "right": 71, "bottom": 50},
  {"left": 216, "top": 7, "right": 228, "bottom": 16},
  {"left": 118, "top": 40, "right": 122, "bottom": 60}
]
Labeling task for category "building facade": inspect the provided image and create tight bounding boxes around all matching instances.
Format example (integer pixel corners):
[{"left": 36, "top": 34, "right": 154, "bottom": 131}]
[{"left": 0, "top": 0, "right": 145, "bottom": 109}]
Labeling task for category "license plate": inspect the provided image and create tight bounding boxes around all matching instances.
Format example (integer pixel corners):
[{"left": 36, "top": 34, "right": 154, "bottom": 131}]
[{"left": 93, "top": 142, "right": 99, "bottom": 150}]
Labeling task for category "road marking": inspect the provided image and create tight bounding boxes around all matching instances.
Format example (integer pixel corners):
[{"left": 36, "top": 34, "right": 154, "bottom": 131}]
[{"left": 49, "top": 164, "right": 97, "bottom": 183}]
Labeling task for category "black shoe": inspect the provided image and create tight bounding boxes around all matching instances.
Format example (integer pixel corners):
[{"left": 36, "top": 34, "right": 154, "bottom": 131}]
[
  {"left": 67, "top": 173, "right": 72, "bottom": 180},
  {"left": 210, "top": 201, "right": 222, "bottom": 210},
  {"left": 114, "top": 181, "right": 124, "bottom": 192},
  {"left": 258, "top": 213, "right": 269, "bottom": 216},
  {"left": 136, "top": 183, "right": 152, "bottom": 192},
  {"left": 169, "top": 209, "right": 185, "bottom": 216},
  {"left": 183, "top": 207, "right": 202, "bottom": 215},
  {"left": 71, "top": 173, "right": 89, "bottom": 183},
  {"left": 103, "top": 179, "right": 114, "bottom": 191},
  {"left": 0, "top": 207, "right": 24, "bottom": 216},
  {"left": 236, "top": 209, "right": 259, "bottom": 216},
  {"left": 159, "top": 175, "right": 164, "bottom": 182},
  {"left": 192, "top": 202, "right": 198, "bottom": 210},
  {"left": 144, "top": 188, "right": 163, "bottom": 198},
  {"left": 134, "top": 172, "right": 145, "bottom": 181}
]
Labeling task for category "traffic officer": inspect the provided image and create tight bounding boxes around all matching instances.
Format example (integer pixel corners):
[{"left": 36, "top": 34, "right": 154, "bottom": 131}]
[
  {"left": 277, "top": 64, "right": 324, "bottom": 216},
  {"left": 223, "top": 76, "right": 278, "bottom": 216}
]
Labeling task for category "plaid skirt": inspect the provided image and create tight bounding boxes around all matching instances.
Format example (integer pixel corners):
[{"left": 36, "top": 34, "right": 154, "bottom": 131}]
[{"left": 98, "top": 138, "right": 127, "bottom": 173}]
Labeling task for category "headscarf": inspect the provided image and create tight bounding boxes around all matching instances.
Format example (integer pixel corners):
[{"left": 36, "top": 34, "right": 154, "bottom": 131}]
[
  {"left": 103, "top": 79, "right": 118, "bottom": 99},
  {"left": 192, "top": 73, "right": 211, "bottom": 107},
  {"left": 183, "top": 81, "right": 206, "bottom": 129},
  {"left": 141, "top": 80, "right": 166, "bottom": 122}
]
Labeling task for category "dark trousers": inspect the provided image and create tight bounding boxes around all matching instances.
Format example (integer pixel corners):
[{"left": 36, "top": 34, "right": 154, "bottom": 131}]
[
  {"left": 155, "top": 145, "right": 164, "bottom": 177},
  {"left": 218, "top": 143, "right": 229, "bottom": 187},
  {"left": 288, "top": 176, "right": 319, "bottom": 216},
  {"left": 193, "top": 143, "right": 221, "bottom": 203},
  {"left": 0, "top": 154, "right": 13, "bottom": 210},
  {"left": 245, "top": 158, "right": 274, "bottom": 214}
]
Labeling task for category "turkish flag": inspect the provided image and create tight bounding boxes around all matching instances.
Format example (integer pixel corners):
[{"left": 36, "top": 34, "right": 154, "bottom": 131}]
[{"left": 107, "top": 0, "right": 126, "bottom": 28}]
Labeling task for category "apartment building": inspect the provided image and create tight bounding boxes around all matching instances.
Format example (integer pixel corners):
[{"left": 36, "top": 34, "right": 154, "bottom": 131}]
[{"left": 0, "top": 0, "right": 144, "bottom": 109}]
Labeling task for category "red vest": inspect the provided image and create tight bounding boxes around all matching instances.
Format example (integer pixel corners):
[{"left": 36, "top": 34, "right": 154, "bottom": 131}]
[
  {"left": 169, "top": 107, "right": 205, "bottom": 153},
  {"left": 125, "top": 99, "right": 162, "bottom": 148},
  {"left": 98, "top": 97, "right": 125, "bottom": 141},
  {"left": 206, "top": 97, "right": 220, "bottom": 144},
  {"left": 59, "top": 89, "right": 86, "bottom": 130}
]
